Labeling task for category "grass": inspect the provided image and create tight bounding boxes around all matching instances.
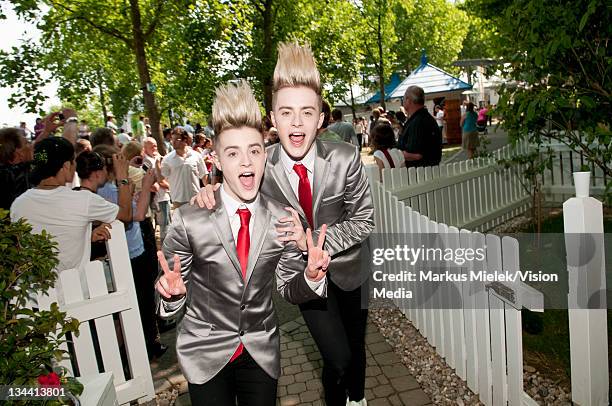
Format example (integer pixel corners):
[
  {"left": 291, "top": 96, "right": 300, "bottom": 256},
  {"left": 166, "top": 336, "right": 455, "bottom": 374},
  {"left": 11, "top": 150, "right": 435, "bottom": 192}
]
[{"left": 518, "top": 212, "right": 612, "bottom": 391}]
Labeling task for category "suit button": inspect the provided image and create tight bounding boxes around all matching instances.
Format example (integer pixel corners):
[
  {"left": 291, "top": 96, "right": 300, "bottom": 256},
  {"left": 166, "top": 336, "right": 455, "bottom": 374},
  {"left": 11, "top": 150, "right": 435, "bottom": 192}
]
[
  {"left": 240, "top": 304, "right": 246, "bottom": 311},
  {"left": 239, "top": 330, "right": 245, "bottom": 336}
]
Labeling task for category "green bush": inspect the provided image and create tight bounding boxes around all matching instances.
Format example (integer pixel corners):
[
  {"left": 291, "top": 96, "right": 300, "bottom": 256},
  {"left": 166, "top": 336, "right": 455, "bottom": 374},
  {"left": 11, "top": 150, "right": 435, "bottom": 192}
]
[{"left": 0, "top": 210, "right": 83, "bottom": 404}]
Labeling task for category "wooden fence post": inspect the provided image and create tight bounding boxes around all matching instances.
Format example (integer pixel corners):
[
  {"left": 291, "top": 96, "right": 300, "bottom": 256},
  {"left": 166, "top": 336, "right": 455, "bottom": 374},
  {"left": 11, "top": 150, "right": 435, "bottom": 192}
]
[{"left": 563, "top": 172, "right": 609, "bottom": 406}]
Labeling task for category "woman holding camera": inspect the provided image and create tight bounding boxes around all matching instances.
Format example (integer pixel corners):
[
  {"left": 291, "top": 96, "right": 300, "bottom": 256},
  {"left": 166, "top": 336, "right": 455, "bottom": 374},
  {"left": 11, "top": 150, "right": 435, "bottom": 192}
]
[{"left": 93, "top": 144, "right": 166, "bottom": 360}]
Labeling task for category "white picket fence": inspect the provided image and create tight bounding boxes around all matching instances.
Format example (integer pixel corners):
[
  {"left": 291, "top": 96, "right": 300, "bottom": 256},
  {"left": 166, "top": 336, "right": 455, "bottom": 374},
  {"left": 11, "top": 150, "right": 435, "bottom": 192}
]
[
  {"left": 539, "top": 142, "right": 608, "bottom": 203},
  {"left": 365, "top": 141, "right": 610, "bottom": 405},
  {"left": 378, "top": 143, "right": 532, "bottom": 232},
  {"left": 367, "top": 164, "right": 544, "bottom": 405},
  {"left": 27, "top": 220, "right": 155, "bottom": 405}
]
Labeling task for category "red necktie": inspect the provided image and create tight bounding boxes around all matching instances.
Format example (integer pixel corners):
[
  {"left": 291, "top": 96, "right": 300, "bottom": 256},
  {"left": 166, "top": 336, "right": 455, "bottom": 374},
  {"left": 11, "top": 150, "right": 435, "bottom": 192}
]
[
  {"left": 230, "top": 207, "right": 251, "bottom": 362},
  {"left": 236, "top": 208, "right": 251, "bottom": 278},
  {"left": 293, "top": 163, "right": 313, "bottom": 228}
]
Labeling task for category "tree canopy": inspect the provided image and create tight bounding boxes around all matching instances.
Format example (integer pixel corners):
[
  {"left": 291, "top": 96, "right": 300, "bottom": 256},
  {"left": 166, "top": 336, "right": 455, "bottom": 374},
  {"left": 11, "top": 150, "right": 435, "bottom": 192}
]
[
  {"left": 1, "top": 0, "right": 476, "bottom": 124},
  {"left": 466, "top": 0, "right": 611, "bottom": 180}
]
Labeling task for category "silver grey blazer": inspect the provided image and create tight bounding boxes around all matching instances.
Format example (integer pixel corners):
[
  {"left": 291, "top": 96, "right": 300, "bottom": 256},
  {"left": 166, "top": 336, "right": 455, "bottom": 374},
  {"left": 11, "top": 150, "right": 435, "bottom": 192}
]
[
  {"left": 262, "top": 139, "right": 375, "bottom": 291},
  {"left": 159, "top": 191, "right": 321, "bottom": 384}
]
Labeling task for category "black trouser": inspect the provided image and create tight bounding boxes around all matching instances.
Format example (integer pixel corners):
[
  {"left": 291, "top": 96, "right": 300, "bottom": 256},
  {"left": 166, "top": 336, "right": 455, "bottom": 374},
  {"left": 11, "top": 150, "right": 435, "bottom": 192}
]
[
  {"left": 139, "top": 217, "right": 158, "bottom": 272},
  {"left": 188, "top": 350, "right": 277, "bottom": 406},
  {"left": 299, "top": 278, "right": 369, "bottom": 405},
  {"left": 129, "top": 252, "right": 160, "bottom": 356}
]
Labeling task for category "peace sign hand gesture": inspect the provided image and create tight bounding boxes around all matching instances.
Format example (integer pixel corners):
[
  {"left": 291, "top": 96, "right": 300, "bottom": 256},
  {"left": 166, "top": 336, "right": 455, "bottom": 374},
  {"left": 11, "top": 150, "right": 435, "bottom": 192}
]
[
  {"left": 156, "top": 251, "right": 186, "bottom": 299},
  {"left": 305, "top": 224, "right": 330, "bottom": 282}
]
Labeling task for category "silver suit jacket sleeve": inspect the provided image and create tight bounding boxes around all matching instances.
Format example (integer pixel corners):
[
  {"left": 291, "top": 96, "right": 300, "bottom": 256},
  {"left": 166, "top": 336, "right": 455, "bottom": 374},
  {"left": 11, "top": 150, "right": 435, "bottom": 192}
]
[
  {"left": 314, "top": 147, "right": 374, "bottom": 256},
  {"left": 157, "top": 209, "right": 193, "bottom": 319}
]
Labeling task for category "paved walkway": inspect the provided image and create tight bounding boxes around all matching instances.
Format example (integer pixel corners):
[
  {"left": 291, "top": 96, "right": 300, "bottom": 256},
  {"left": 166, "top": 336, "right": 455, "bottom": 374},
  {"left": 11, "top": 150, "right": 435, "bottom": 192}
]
[
  {"left": 151, "top": 315, "right": 431, "bottom": 405},
  {"left": 442, "top": 126, "right": 508, "bottom": 163}
]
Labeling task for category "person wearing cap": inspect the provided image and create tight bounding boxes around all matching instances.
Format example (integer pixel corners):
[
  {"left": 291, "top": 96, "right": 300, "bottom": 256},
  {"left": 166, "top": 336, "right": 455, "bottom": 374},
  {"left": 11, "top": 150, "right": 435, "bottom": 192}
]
[{"left": 106, "top": 112, "right": 118, "bottom": 133}]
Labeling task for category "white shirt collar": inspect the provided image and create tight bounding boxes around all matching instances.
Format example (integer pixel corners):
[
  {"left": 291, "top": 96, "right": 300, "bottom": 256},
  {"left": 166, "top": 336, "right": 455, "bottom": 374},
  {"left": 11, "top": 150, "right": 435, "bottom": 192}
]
[
  {"left": 279, "top": 142, "right": 317, "bottom": 175},
  {"left": 220, "top": 184, "right": 259, "bottom": 216}
]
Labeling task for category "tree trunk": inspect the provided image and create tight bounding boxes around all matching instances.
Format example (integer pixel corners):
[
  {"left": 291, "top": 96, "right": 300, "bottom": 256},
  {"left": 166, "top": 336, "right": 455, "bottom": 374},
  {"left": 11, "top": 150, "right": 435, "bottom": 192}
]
[
  {"left": 261, "top": 0, "right": 274, "bottom": 113},
  {"left": 349, "top": 81, "right": 357, "bottom": 119},
  {"left": 96, "top": 69, "right": 107, "bottom": 127},
  {"left": 377, "top": 11, "right": 386, "bottom": 110},
  {"left": 128, "top": 0, "right": 165, "bottom": 154}
]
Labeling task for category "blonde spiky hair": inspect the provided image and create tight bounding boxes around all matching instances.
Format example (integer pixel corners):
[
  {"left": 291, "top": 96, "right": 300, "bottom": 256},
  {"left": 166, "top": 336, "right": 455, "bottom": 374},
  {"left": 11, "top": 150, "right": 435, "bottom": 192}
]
[
  {"left": 273, "top": 41, "right": 321, "bottom": 103},
  {"left": 211, "top": 80, "right": 262, "bottom": 139}
]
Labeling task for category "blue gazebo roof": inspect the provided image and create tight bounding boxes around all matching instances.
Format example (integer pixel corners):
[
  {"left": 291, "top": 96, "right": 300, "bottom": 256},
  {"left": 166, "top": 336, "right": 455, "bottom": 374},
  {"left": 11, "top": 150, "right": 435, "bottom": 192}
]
[
  {"left": 389, "top": 53, "right": 472, "bottom": 99},
  {"left": 366, "top": 73, "right": 403, "bottom": 104}
]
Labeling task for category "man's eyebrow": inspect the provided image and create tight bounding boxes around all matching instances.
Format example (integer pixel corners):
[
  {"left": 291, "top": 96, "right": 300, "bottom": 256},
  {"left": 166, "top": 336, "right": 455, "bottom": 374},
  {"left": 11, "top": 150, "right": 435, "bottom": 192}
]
[
  {"left": 277, "top": 105, "right": 317, "bottom": 110},
  {"left": 224, "top": 143, "right": 262, "bottom": 151}
]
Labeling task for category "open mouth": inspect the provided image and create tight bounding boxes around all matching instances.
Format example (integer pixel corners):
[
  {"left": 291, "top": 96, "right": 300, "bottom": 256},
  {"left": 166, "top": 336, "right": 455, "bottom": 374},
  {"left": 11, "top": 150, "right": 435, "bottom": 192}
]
[
  {"left": 289, "top": 132, "right": 305, "bottom": 148},
  {"left": 238, "top": 171, "right": 256, "bottom": 190}
]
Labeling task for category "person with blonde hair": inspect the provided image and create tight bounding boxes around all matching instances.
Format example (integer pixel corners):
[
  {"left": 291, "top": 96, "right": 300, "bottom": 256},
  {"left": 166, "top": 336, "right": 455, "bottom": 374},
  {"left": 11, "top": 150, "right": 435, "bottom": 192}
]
[
  {"left": 158, "top": 80, "right": 330, "bottom": 406},
  {"left": 195, "top": 42, "right": 374, "bottom": 406}
]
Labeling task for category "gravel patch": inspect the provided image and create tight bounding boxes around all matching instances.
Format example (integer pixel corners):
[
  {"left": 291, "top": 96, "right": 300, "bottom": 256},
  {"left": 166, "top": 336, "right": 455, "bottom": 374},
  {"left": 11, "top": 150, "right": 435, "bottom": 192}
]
[
  {"left": 370, "top": 299, "right": 573, "bottom": 405},
  {"left": 370, "top": 301, "right": 482, "bottom": 405},
  {"left": 522, "top": 368, "right": 572, "bottom": 405}
]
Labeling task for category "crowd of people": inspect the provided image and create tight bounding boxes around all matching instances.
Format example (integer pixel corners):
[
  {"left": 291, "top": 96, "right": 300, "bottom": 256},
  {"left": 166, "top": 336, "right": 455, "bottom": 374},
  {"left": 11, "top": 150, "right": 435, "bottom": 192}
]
[
  {"left": 2, "top": 108, "right": 228, "bottom": 361},
  {"left": 3, "top": 41, "right": 495, "bottom": 404},
  {"left": 2, "top": 40, "right": 376, "bottom": 405}
]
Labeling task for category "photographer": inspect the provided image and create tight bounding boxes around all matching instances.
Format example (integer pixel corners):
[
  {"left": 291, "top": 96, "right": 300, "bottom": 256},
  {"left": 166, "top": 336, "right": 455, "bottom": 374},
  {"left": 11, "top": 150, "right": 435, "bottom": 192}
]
[
  {"left": 93, "top": 144, "right": 164, "bottom": 360},
  {"left": 121, "top": 141, "right": 159, "bottom": 285},
  {"left": 35, "top": 108, "right": 79, "bottom": 145},
  {"left": 0, "top": 128, "right": 33, "bottom": 210},
  {"left": 2, "top": 108, "right": 78, "bottom": 210}
]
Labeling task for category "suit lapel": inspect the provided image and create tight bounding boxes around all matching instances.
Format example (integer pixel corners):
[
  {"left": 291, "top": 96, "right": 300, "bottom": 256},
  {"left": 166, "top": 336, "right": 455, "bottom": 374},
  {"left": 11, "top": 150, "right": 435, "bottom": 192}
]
[
  {"left": 210, "top": 193, "right": 243, "bottom": 279},
  {"left": 244, "top": 197, "right": 271, "bottom": 285},
  {"left": 312, "top": 140, "right": 330, "bottom": 228},
  {"left": 267, "top": 145, "right": 306, "bottom": 220}
]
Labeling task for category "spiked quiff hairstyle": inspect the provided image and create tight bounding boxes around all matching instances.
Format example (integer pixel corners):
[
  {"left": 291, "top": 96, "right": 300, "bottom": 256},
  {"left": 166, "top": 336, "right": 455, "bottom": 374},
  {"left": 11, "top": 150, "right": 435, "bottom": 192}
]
[
  {"left": 272, "top": 41, "right": 322, "bottom": 105},
  {"left": 211, "top": 80, "right": 263, "bottom": 141}
]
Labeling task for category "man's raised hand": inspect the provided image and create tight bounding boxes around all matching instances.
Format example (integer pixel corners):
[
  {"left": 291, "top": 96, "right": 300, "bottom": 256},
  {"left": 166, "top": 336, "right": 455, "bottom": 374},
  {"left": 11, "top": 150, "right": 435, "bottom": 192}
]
[
  {"left": 277, "top": 207, "right": 307, "bottom": 251},
  {"left": 156, "top": 251, "right": 186, "bottom": 299},
  {"left": 91, "top": 223, "right": 112, "bottom": 242},
  {"left": 113, "top": 153, "right": 129, "bottom": 180},
  {"left": 190, "top": 183, "right": 220, "bottom": 209},
  {"left": 305, "top": 224, "right": 330, "bottom": 282}
]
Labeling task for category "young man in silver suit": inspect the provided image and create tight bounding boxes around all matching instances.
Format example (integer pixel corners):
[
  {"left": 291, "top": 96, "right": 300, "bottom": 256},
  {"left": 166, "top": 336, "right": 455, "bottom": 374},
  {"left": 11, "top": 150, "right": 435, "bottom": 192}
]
[
  {"left": 157, "top": 80, "right": 331, "bottom": 406},
  {"left": 196, "top": 43, "right": 374, "bottom": 406}
]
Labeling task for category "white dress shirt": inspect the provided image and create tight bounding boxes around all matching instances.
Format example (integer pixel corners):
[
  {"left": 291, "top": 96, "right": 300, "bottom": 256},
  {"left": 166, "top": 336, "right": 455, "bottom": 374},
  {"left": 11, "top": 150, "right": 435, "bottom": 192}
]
[
  {"left": 220, "top": 184, "right": 258, "bottom": 242},
  {"left": 279, "top": 143, "right": 316, "bottom": 198}
]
